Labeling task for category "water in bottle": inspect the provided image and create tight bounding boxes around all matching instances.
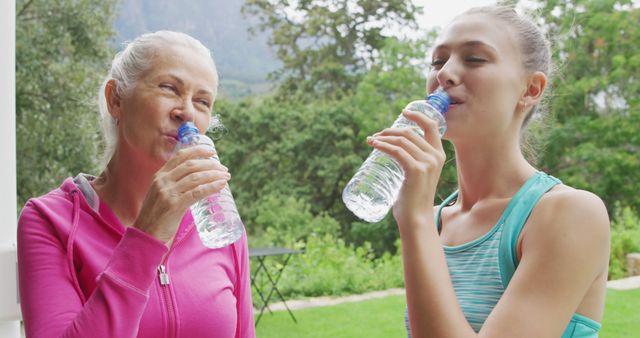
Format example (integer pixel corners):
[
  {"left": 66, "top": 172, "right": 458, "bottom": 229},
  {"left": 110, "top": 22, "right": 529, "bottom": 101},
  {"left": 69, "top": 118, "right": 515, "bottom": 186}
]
[
  {"left": 342, "top": 91, "right": 451, "bottom": 222},
  {"left": 177, "top": 122, "right": 244, "bottom": 248}
]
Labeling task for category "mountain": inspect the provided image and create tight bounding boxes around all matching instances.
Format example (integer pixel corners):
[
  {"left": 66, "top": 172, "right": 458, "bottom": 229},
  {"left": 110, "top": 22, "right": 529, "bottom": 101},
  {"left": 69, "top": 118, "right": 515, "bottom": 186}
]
[{"left": 113, "top": 0, "right": 280, "bottom": 99}]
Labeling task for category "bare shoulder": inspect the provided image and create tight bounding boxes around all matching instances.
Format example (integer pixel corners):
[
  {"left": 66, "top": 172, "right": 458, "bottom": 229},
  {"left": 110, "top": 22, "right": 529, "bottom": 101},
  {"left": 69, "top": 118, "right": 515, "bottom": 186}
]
[
  {"left": 521, "top": 183, "right": 610, "bottom": 257},
  {"left": 536, "top": 184, "right": 610, "bottom": 230}
]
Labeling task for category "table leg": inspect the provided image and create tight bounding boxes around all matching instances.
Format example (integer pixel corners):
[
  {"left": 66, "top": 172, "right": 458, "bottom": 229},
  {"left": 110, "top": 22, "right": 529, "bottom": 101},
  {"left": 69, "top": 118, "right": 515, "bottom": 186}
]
[
  {"left": 253, "top": 256, "right": 274, "bottom": 326},
  {"left": 259, "top": 253, "right": 297, "bottom": 323}
]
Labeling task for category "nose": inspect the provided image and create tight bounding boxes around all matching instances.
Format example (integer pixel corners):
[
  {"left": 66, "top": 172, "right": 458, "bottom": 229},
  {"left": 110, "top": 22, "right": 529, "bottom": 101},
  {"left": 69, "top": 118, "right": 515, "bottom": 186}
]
[
  {"left": 436, "top": 59, "right": 461, "bottom": 89},
  {"left": 171, "top": 99, "right": 196, "bottom": 123}
]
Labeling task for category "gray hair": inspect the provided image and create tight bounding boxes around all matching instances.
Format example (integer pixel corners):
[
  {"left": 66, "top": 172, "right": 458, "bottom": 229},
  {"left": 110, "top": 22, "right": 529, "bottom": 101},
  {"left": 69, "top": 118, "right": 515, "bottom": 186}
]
[
  {"left": 97, "top": 31, "right": 219, "bottom": 167},
  {"left": 461, "top": 5, "right": 553, "bottom": 162}
]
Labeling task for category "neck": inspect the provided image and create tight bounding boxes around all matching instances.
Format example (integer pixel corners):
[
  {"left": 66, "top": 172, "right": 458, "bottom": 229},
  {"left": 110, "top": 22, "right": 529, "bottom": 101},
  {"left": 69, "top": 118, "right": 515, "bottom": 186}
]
[
  {"left": 93, "top": 149, "right": 161, "bottom": 227},
  {"left": 451, "top": 137, "right": 536, "bottom": 211}
]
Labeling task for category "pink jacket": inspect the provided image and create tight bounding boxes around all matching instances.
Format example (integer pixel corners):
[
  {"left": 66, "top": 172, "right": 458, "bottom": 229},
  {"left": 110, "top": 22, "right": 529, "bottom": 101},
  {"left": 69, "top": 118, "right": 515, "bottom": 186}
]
[{"left": 18, "top": 175, "right": 255, "bottom": 338}]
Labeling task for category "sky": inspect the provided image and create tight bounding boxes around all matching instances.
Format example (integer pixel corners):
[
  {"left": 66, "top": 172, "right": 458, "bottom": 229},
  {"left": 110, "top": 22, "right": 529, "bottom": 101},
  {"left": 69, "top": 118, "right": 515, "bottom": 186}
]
[{"left": 413, "top": 0, "right": 497, "bottom": 31}]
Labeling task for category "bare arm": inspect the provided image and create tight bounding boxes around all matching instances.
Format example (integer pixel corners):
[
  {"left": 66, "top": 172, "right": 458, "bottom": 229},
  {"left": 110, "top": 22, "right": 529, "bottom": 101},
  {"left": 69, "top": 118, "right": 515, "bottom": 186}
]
[
  {"left": 479, "top": 189, "right": 609, "bottom": 337},
  {"left": 370, "top": 110, "right": 476, "bottom": 336},
  {"left": 370, "top": 110, "right": 610, "bottom": 338}
]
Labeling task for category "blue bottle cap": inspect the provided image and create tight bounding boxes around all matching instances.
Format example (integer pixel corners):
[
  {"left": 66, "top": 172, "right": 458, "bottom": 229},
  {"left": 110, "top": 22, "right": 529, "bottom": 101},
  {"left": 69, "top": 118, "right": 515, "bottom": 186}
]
[
  {"left": 426, "top": 90, "right": 451, "bottom": 113},
  {"left": 178, "top": 122, "right": 199, "bottom": 141}
]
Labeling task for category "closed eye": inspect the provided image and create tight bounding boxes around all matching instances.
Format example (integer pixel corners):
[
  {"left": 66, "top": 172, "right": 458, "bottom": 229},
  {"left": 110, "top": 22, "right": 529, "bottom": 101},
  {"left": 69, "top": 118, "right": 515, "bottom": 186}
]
[
  {"left": 159, "top": 83, "right": 178, "bottom": 93},
  {"left": 430, "top": 59, "right": 447, "bottom": 69},
  {"left": 196, "top": 99, "right": 211, "bottom": 108},
  {"left": 466, "top": 56, "right": 487, "bottom": 63}
]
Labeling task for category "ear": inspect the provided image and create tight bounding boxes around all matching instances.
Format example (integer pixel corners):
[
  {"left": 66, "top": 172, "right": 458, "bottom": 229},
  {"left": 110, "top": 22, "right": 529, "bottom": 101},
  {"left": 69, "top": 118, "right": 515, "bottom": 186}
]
[
  {"left": 105, "top": 79, "right": 122, "bottom": 120},
  {"left": 520, "top": 71, "right": 547, "bottom": 107}
]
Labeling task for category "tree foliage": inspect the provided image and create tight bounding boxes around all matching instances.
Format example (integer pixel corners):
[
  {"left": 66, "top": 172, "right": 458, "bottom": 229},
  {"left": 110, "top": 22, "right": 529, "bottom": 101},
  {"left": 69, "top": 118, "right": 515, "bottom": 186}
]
[
  {"left": 536, "top": 0, "right": 638, "bottom": 119},
  {"left": 16, "top": 0, "right": 117, "bottom": 209},
  {"left": 229, "top": 0, "right": 640, "bottom": 255},
  {"left": 16, "top": 0, "right": 640, "bottom": 264},
  {"left": 533, "top": 0, "right": 640, "bottom": 213},
  {"left": 217, "top": 36, "right": 437, "bottom": 252},
  {"left": 241, "top": 0, "right": 421, "bottom": 99}
]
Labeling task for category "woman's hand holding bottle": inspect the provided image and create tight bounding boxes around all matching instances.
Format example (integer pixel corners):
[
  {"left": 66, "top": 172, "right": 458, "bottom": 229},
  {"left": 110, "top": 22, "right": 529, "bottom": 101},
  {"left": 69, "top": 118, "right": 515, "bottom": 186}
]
[
  {"left": 133, "top": 145, "right": 230, "bottom": 245},
  {"left": 368, "top": 109, "right": 446, "bottom": 228}
]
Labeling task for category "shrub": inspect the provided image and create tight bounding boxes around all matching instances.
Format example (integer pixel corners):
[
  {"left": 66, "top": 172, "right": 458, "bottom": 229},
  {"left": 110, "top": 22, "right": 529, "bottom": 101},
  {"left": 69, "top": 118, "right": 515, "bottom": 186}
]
[
  {"left": 272, "top": 235, "right": 404, "bottom": 298},
  {"left": 609, "top": 204, "right": 640, "bottom": 280},
  {"left": 248, "top": 195, "right": 405, "bottom": 303},
  {"left": 350, "top": 218, "right": 399, "bottom": 257}
]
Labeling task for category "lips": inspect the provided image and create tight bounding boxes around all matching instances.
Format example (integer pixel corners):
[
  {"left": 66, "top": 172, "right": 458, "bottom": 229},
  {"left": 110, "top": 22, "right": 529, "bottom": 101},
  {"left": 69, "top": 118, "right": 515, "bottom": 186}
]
[
  {"left": 448, "top": 96, "right": 463, "bottom": 104},
  {"left": 165, "top": 131, "right": 179, "bottom": 142},
  {"left": 447, "top": 94, "right": 464, "bottom": 107}
]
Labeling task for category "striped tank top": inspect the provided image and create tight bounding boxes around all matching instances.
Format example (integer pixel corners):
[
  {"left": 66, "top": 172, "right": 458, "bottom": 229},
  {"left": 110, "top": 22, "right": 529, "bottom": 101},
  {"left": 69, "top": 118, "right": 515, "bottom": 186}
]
[{"left": 405, "top": 171, "right": 601, "bottom": 337}]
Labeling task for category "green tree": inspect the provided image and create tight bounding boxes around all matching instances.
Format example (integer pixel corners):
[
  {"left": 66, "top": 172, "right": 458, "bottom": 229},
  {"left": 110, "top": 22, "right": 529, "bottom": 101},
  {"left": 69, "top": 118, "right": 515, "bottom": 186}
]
[
  {"left": 241, "top": 0, "right": 421, "bottom": 99},
  {"left": 219, "top": 37, "right": 443, "bottom": 253},
  {"left": 531, "top": 0, "right": 640, "bottom": 213},
  {"left": 535, "top": 0, "right": 638, "bottom": 120},
  {"left": 609, "top": 203, "right": 640, "bottom": 279},
  {"left": 16, "top": 0, "right": 117, "bottom": 208},
  {"left": 216, "top": 96, "right": 364, "bottom": 231}
]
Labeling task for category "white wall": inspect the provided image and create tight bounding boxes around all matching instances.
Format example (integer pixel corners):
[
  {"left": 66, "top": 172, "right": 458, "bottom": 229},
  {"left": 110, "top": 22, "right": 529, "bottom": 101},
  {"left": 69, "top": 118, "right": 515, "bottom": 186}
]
[{"left": 0, "top": 0, "right": 21, "bottom": 336}]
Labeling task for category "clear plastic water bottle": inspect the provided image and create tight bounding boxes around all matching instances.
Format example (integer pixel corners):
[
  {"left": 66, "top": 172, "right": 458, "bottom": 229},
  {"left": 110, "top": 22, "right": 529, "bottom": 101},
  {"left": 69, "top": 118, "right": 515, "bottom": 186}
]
[
  {"left": 342, "top": 91, "right": 451, "bottom": 222},
  {"left": 177, "top": 122, "right": 243, "bottom": 248}
]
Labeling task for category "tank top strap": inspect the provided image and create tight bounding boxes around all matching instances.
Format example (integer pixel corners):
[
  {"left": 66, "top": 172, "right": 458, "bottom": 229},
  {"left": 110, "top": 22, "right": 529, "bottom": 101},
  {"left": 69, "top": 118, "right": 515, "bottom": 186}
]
[
  {"left": 435, "top": 190, "right": 459, "bottom": 232},
  {"left": 497, "top": 171, "right": 561, "bottom": 288}
]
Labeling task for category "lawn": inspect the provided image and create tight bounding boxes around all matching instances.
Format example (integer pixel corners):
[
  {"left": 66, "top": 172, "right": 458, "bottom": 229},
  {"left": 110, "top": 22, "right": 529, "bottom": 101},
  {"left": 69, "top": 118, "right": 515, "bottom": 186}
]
[
  {"left": 255, "top": 288, "right": 640, "bottom": 337},
  {"left": 601, "top": 289, "right": 640, "bottom": 338},
  {"left": 255, "top": 295, "right": 406, "bottom": 338}
]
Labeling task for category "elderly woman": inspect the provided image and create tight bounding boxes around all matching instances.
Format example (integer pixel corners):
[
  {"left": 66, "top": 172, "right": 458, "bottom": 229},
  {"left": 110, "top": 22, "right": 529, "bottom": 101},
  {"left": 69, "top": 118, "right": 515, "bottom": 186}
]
[{"left": 18, "top": 31, "right": 255, "bottom": 338}]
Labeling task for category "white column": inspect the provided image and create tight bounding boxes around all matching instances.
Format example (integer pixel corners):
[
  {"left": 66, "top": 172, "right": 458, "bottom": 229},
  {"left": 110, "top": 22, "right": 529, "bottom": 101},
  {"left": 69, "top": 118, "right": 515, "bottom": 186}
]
[{"left": 0, "top": 0, "right": 21, "bottom": 336}]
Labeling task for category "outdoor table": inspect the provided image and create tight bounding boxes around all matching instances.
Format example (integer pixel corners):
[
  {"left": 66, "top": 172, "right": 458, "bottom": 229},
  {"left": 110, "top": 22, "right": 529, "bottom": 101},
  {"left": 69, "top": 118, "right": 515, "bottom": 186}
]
[{"left": 249, "top": 247, "right": 303, "bottom": 326}]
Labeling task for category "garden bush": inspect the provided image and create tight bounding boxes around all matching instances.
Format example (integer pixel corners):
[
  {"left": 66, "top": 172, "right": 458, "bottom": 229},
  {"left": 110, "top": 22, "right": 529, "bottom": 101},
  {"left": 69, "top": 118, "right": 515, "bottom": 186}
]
[
  {"left": 609, "top": 204, "right": 640, "bottom": 280},
  {"left": 247, "top": 193, "right": 404, "bottom": 302}
]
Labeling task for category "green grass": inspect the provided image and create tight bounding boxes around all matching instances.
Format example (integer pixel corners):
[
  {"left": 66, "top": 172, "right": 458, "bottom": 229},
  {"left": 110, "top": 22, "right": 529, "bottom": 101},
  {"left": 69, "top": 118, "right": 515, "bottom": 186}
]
[
  {"left": 255, "top": 289, "right": 640, "bottom": 337},
  {"left": 255, "top": 295, "right": 407, "bottom": 338},
  {"left": 601, "top": 288, "right": 640, "bottom": 338}
]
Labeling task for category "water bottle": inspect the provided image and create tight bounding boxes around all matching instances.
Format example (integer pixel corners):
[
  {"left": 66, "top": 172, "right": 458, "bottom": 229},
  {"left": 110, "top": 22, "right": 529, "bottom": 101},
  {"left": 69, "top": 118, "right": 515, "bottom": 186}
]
[
  {"left": 342, "top": 91, "right": 450, "bottom": 222},
  {"left": 177, "top": 122, "right": 243, "bottom": 248}
]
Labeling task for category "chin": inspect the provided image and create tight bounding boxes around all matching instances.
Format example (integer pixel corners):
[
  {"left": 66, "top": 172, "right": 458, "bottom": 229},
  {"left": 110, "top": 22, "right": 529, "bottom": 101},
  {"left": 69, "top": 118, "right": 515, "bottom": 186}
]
[
  {"left": 440, "top": 127, "right": 464, "bottom": 143},
  {"left": 159, "top": 152, "right": 174, "bottom": 163}
]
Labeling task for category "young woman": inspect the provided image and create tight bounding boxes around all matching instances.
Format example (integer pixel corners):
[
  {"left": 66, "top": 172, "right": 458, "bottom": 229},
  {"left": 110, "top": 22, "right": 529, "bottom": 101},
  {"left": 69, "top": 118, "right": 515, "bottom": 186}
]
[
  {"left": 367, "top": 6, "right": 610, "bottom": 338},
  {"left": 18, "top": 31, "right": 255, "bottom": 338}
]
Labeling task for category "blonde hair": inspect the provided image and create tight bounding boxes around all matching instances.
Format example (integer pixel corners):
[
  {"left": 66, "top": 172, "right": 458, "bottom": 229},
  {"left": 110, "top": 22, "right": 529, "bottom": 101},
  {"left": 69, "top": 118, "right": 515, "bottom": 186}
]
[{"left": 97, "top": 31, "right": 219, "bottom": 167}]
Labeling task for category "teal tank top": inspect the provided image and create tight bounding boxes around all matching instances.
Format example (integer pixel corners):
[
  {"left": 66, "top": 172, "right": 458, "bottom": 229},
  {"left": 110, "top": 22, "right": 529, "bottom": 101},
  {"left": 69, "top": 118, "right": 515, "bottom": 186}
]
[{"left": 405, "top": 171, "right": 601, "bottom": 337}]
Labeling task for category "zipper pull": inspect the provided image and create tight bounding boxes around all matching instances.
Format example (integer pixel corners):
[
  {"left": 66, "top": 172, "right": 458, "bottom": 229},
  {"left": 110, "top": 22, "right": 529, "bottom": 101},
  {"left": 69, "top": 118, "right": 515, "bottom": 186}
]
[{"left": 158, "top": 264, "right": 170, "bottom": 286}]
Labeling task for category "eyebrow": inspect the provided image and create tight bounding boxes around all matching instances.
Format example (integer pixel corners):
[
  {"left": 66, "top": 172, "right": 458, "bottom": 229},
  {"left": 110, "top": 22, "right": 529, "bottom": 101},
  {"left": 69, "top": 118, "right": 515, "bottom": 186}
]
[
  {"left": 166, "top": 74, "right": 214, "bottom": 96},
  {"left": 433, "top": 40, "right": 498, "bottom": 54}
]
